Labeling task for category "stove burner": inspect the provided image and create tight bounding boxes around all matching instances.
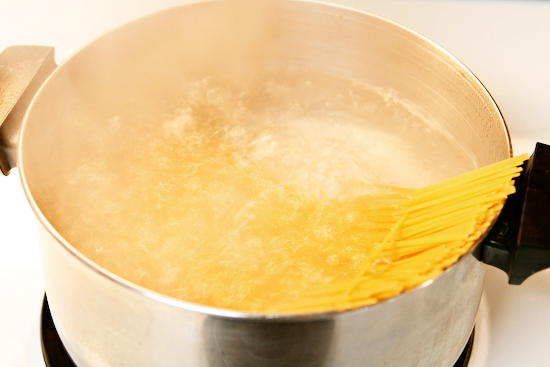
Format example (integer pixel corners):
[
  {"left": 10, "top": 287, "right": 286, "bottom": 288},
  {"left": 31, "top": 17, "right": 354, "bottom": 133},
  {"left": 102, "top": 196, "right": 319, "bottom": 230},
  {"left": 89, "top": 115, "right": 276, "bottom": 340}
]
[
  {"left": 40, "top": 296, "right": 475, "bottom": 367},
  {"left": 40, "top": 297, "right": 76, "bottom": 367},
  {"left": 455, "top": 330, "right": 475, "bottom": 367}
]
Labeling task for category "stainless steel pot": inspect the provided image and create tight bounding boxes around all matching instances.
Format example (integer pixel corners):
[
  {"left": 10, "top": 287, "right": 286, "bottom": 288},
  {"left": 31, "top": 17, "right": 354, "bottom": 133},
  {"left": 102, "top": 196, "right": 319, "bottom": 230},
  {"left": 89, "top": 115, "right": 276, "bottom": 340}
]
[{"left": 0, "top": 1, "right": 521, "bottom": 366}]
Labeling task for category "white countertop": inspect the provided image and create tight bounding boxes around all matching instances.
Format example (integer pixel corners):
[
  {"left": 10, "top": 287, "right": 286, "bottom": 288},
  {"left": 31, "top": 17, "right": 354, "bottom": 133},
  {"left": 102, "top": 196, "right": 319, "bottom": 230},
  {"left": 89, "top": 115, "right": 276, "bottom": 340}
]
[{"left": 1, "top": 1, "right": 550, "bottom": 366}]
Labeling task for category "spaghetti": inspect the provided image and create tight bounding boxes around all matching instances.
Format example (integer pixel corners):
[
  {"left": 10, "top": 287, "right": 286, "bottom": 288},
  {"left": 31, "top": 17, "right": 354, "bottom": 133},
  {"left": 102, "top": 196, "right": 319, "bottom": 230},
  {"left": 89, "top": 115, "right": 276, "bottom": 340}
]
[{"left": 270, "top": 153, "right": 529, "bottom": 313}]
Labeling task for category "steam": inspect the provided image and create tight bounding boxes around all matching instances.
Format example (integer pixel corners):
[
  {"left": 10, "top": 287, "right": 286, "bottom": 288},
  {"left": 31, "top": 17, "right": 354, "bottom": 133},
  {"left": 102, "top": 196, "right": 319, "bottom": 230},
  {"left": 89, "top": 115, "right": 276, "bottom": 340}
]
[{"left": 179, "top": 0, "right": 283, "bottom": 83}]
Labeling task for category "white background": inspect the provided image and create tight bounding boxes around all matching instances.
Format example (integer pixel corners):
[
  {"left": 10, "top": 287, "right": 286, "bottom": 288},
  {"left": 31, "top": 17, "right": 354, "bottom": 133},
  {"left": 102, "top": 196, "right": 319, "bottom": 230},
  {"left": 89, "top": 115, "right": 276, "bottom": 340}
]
[{"left": 1, "top": 1, "right": 550, "bottom": 366}]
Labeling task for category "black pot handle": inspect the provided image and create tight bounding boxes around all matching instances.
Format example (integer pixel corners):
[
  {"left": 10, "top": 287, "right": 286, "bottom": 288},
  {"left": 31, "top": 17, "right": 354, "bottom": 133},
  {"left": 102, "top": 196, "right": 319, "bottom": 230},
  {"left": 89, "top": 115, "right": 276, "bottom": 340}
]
[{"left": 478, "top": 142, "right": 550, "bottom": 284}]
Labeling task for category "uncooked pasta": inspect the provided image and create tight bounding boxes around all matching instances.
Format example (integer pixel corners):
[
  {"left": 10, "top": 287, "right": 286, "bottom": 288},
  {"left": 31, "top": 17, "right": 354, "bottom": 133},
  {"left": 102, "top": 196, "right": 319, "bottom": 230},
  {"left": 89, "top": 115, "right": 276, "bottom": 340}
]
[{"left": 270, "top": 154, "right": 528, "bottom": 313}]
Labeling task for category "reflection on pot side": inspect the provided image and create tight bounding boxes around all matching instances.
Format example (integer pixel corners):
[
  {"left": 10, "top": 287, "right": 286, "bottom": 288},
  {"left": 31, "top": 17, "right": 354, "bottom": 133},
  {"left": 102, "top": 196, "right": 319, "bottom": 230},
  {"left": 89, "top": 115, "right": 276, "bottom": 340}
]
[{"left": 203, "top": 317, "right": 334, "bottom": 366}]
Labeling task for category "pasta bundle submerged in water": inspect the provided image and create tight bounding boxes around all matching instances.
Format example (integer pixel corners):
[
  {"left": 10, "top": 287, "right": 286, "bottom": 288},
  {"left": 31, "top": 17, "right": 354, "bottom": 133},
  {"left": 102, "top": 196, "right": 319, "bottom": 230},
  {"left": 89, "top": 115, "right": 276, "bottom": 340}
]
[{"left": 271, "top": 154, "right": 529, "bottom": 313}]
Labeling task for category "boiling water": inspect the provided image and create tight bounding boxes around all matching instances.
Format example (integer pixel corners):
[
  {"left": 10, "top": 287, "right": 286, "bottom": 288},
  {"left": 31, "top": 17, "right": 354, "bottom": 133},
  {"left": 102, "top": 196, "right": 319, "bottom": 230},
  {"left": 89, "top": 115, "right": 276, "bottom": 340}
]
[{"left": 43, "top": 73, "right": 477, "bottom": 312}]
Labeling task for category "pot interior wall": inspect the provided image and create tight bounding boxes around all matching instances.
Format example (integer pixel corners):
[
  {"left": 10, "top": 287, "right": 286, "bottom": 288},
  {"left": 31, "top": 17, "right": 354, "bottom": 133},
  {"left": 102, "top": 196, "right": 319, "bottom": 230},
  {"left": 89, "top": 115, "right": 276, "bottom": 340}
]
[{"left": 21, "top": 1, "right": 510, "bottom": 197}]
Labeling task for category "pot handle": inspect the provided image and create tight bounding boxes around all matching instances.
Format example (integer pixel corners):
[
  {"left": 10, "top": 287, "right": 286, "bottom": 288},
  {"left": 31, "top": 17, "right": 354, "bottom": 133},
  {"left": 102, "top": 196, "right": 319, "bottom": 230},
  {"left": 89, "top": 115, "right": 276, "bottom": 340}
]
[
  {"left": 0, "top": 46, "right": 57, "bottom": 176},
  {"left": 478, "top": 142, "right": 550, "bottom": 284}
]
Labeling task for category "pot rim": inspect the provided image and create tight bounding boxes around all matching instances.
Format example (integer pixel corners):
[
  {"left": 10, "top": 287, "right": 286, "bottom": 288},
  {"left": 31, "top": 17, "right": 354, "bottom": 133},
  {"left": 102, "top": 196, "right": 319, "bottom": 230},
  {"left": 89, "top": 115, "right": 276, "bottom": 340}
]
[{"left": 17, "top": 0, "right": 512, "bottom": 322}]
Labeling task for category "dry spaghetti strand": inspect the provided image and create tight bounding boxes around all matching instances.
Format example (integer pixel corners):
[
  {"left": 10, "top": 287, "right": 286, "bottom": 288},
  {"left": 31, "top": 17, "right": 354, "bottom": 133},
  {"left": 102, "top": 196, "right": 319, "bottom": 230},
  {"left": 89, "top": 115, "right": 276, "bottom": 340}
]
[{"left": 270, "top": 154, "right": 529, "bottom": 314}]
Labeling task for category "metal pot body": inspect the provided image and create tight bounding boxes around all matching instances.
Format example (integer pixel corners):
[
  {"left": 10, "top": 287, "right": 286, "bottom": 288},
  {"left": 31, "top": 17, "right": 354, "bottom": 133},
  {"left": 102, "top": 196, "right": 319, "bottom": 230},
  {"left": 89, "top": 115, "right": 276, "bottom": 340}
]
[{"left": 17, "top": 1, "right": 512, "bottom": 366}]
